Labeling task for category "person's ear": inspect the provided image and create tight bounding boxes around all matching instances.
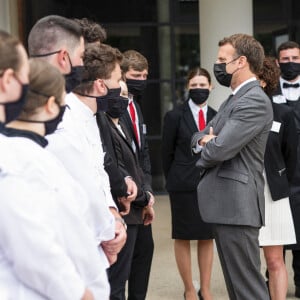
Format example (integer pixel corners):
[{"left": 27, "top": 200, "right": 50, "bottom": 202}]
[
  {"left": 44, "top": 96, "right": 57, "bottom": 115},
  {"left": 275, "top": 59, "right": 280, "bottom": 67},
  {"left": 94, "top": 79, "right": 107, "bottom": 95},
  {"left": 238, "top": 56, "right": 247, "bottom": 68},
  {"left": 57, "top": 49, "right": 70, "bottom": 73},
  {"left": 0, "top": 68, "right": 14, "bottom": 92}
]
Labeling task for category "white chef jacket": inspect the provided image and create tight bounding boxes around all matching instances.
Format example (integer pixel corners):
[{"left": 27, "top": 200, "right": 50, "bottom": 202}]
[
  {"left": 0, "top": 174, "right": 86, "bottom": 300},
  {"left": 1, "top": 134, "right": 113, "bottom": 299},
  {"left": 47, "top": 92, "right": 117, "bottom": 211}
]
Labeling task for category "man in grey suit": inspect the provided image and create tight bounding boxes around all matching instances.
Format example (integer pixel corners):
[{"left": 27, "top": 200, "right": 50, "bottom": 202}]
[{"left": 191, "top": 33, "right": 273, "bottom": 300}]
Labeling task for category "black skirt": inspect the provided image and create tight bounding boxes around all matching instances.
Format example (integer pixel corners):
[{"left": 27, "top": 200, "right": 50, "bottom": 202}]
[{"left": 169, "top": 190, "right": 214, "bottom": 240}]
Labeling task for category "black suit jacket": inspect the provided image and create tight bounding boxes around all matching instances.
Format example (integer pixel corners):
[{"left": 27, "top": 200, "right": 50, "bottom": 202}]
[
  {"left": 96, "top": 111, "right": 128, "bottom": 198},
  {"left": 105, "top": 115, "right": 149, "bottom": 224},
  {"left": 264, "top": 102, "right": 297, "bottom": 200},
  {"left": 272, "top": 83, "right": 300, "bottom": 186},
  {"left": 120, "top": 100, "right": 153, "bottom": 193},
  {"left": 162, "top": 101, "right": 217, "bottom": 192}
]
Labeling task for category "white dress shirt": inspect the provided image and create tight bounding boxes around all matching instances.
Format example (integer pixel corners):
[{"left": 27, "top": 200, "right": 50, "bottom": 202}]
[
  {"left": 1, "top": 135, "right": 113, "bottom": 299},
  {"left": 188, "top": 99, "right": 208, "bottom": 128},
  {"left": 280, "top": 76, "right": 300, "bottom": 101}
]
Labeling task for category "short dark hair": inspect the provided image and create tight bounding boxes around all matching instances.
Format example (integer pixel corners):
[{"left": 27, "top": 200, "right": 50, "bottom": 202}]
[
  {"left": 219, "top": 33, "right": 265, "bottom": 75},
  {"left": 74, "top": 18, "right": 107, "bottom": 44},
  {"left": 74, "top": 43, "right": 123, "bottom": 95},
  {"left": 121, "top": 50, "right": 148, "bottom": 73},
  {"left": 28, "top": 15, "right": 82, "bottom": 57},
  {"left": 0, "top": 30, "right": 22, "bottom": 75},
  {"left": 257, "top": 56, "right": 280, "bottom": 97},
  {"left": 277, "top": 41, "right": 300, "bottom": 58},
  {"left": 187, "top": 67, "right": 211, "bottom": 85}
]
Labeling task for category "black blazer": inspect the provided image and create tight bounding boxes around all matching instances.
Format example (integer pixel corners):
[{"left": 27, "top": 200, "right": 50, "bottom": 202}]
[
  {"left": 265, "top": 102, "right": 298, "bottom": 200},
  {"left": 162, "top": 101, "right": 217, "bottom": 192},
  {"left": 121, "top": 100, "right": 153, "bottom": 193},
  {"left": 105, "top": 115, "right": 150, "bottom": 224},
  {"left": 96, "top": 111, "right": 128, "bottom": 198}
]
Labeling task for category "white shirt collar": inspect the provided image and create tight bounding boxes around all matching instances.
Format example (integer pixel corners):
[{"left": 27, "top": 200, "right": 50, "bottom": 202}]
[
  {"left": 279, "top": 76, "right": 300, "bottom": 101},
  {"left": 232, "top": 77, "right": 256, "bottom": 95},
  {"left": 188, "top": 99, "right": 208, "bottom": 115},
  {"left": 188, "top": 99, "right": 208, "bottom": 128},
  {"left": 66, "top": 92, "right": 95, "bottom": 121},
  {"left": 128, "top": 93, "right": 134, "bottom": 104}
]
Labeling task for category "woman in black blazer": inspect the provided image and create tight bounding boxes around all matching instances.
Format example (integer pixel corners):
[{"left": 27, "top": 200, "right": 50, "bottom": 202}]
[
  {"left": 162, "top": 67, "right": 216, "bottom": 300},
  {"left": 258, "top": 57, "right": 297, "bottom": 300}
]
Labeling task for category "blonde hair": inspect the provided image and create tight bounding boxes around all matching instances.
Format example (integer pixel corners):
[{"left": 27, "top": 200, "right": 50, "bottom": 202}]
[{"left": 19, "top": 59, "right": 65, "bottom": 118}]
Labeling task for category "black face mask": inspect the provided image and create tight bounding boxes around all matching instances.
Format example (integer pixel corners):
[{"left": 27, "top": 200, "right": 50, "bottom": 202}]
[
  {"left": 213, "top": 63, "right": 233, "bottom": 87},
  {"left": 213, "top": 56, "right": 240, "bottom": 87},
  {"left": 30, "top": 50, "right": 84, "bottom": 93},
  {"left": 189, "top": 88, "right": 210, "bottom": 105},
  {"left": 279, "top": 62, "right": 300, "bottom": 81},
  {"left": 0, "top": 75, "right": 29, "bottom": 124},
  {"left": 44, "top": 105, "right": 67, "bottom": 135},
  {"left": 77, "top": 86, "right": 122, "bottom": 113},
  {"left": 64, "top": 53, "right": 85, "bottom": 93},
  {"left": 96, "top": 87, "right": 122, "bottom": 112},
  {"left": 126, "top": 79, "right": 147, "bottom": 96},
  {"left": 18, "top": 105, "right": 67, "bottom": 135},
  {"left": 106, "top": 96, "right": 129, "bottom": 118}
]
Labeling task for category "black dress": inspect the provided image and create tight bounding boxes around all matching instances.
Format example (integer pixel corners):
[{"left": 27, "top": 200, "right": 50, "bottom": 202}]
[{"left": 162, "top": 101, "right": 216, "bottom": 239}]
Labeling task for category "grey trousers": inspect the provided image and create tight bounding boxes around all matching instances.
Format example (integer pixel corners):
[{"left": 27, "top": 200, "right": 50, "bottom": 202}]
[{"left": 214, "top": 224, "right": 270, "bottom": 300}]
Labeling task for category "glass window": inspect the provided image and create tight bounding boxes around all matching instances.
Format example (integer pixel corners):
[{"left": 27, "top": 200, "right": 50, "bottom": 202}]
[
  {"left": 254, "top": 0, "right": 300, "bottom": 55},
  {"left": 174, "top": 25, "right": 200, "bottom": 104},
  {"left": 172, "top": 0, "right": 199, "bottom": 23}
]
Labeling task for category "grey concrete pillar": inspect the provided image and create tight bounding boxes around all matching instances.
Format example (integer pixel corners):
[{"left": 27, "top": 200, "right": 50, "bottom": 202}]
[
  {"left": 199, "top": 0, "right": 253, "bottom": 109},
  {"left": 0, "top": 0, "right": 19, "bottom": 36}
]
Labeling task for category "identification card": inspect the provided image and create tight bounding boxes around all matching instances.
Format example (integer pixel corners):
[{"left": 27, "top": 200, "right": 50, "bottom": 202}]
[
  {"left": 142, "top": 124, "right": 147, "bottom": 134},
  {"left": 271, "top": 121, "right": 281, "bottom": 133},
  {"left": 272, "top": 95, "right": 286, "bottom": 104}
]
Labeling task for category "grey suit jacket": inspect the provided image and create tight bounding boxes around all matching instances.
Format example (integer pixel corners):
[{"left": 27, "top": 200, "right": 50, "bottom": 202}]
[{"left": 191, "top": 80, "right": 273, "bottom": 227}]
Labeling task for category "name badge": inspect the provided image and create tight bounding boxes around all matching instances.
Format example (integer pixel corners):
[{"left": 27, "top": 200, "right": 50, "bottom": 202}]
[
  {"left": 142, "top": 124, "right": 147, "bottom": 134},
  {"left": 272, "top": 95, "right": 286, "bottom": 104},
  {"left": 271, "top": 121, "right": 281, "bottom": 133}
]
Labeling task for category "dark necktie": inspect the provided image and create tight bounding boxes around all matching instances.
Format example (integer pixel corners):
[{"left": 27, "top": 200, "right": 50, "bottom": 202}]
[
  {"left": 198, "top": 109, "right": 205, "bottom": 131},
  {"left": 283, "top": 82, "right": 300, "bottom": 89},
  {"left": 129, "top": 101, "right": 139, "bottom": 145}
]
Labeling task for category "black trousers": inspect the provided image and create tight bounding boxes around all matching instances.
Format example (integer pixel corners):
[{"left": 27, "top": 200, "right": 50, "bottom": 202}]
[
  {"left": 292, "top": 250, "right": 300, "bottom": 287},
  {"left": 128, "top": 224, "right": 154, "bottom": 300},
  {"left": 108, "top": 224, "right": 154, "bottom": 300}
]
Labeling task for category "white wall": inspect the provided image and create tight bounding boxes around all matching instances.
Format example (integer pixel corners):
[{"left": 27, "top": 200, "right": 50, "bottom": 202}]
[{"left": 199, "top": 0, "right": 253, "bottom": 110}]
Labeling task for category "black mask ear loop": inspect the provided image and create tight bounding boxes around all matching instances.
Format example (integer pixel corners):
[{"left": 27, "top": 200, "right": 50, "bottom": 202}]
[{"left": 30, "top": 50, "right": 61, "bottom": 58}]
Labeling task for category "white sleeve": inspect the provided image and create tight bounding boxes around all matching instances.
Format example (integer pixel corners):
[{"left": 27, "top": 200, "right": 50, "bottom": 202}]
[
  {"left": 0, "top": 175, "right": 86, "bottom": 300},
  {"left": 47, "top": 131, "right": 115, "bottom": 242}
]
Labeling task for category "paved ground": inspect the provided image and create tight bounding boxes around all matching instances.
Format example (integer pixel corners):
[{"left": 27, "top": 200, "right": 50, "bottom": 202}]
[{"left": 146, "top": 195, "right": 298, "bottom": 300}]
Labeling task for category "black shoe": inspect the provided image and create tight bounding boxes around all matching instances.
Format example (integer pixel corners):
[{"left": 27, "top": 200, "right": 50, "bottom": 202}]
[
  {"left": 296, "top": 286, "right": 300, "bottom": 298},
  {"left": 198, "top": 290, "right": 204, "bottom": 300}
]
